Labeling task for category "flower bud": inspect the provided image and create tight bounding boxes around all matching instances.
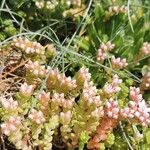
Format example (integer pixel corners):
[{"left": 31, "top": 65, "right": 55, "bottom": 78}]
[
  {"left": 29, "top": 109, "right": 45, "bottom": 124},
  {"left": 129, "top": 87, "right": 142, "bottom": 102},
  {"left": 12, "top": 37, "right": 45, "bottom": 55},
  {"left": 111, "top": 56, "right": 128, "bottom": 69},
  {"left": 0, "top": 97, "right": 18, "bottom": 110},
  {"left": 60, "top": 111, "right": 72, "bottom": 124},
  {"left": 20, "top": 82, "right": 34, "bottom": 96},
  {"left": 1, "top": 116, "right": 21, "bottom": 136},
  {"left": 140, "top": 42, "right": 150, "bottom": 55}
]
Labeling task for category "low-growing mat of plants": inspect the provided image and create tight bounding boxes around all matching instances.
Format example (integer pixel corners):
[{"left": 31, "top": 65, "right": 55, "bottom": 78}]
[{"left": 0, "top": 0, "right": 150, "bottom": 150}]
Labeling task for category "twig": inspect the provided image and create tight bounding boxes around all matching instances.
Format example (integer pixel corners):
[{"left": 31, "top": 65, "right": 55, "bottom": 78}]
[
  {"left": 119, "top": 121, "right": 134, "bottom": 150},
  {"left": 1, "top": 135, "right": 6, "bottom": 150},
  {"left": 1, "top": 59, "right": 29, "bottom": 78}
]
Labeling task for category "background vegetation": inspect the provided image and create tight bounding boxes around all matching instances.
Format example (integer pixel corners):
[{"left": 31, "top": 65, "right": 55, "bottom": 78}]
[{"left": 0, "top": 0, "right": 150, "bottom": 150}]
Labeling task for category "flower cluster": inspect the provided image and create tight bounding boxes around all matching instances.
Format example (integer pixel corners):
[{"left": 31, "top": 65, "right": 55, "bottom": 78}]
[
  {"left": 29, "top": 109, "right": 45, "bottom": 124},
  {"left": 20, "top": 82, "right": 34, "bottom": 96},
  {"left": 96, "top": 48, "right": 107, "bottom": 62},
  {"left": 35, "top": 0, "right": 44, "bottom": 9},
  {"left": 52, "top": 92, "right": 74, "bottom": 110},
  {"left": 1, "top": 116, "right": 21, "bottom": 135},
  {"left": 25, "top": 60, "right": 48, "bottom": 78},
  {"left": 104, "top": 5, "right": 128, "bottom": 21},
  {"left": 91, "top": 107, "right": 104, "bottom": 119},
  {"left": 140, "top": 42, "right": 150, "bottom": 55},
  {"left": 103, "top": 74, "right": 122, "bottom": 96},
  {"left": 121, "top": 100, "right": 150, "bottom": 127},
  {"left": 38, "top": 91, "right": 50, "bottom": 110},
  {"left": 135, "top": 100, "right": 150, "bottom": 126},
  {"left": 47, "top": 68, "right": 77, "bottom": 93},
  {"left": 76, "top": 67, "right": 91, "bottom": 81},
  {"left": 56, "top": 67, "right": 104, "bottom": 148},
  {"left": 82, "top": 81, "right": 101, "bottom": 107},
  {"left": 97, "top": 41, "right": 115, "bottom": 62},
  {"left": 12, "top": 37, "right": 45, "bottom": 55},
  {"left": 108, "top": 5, "right": 128, "bottom": 14},
  {"left": 66, "top": 0, "right": 81, "bottom": 7},
  {"left": 52, "top": 92, "right": 65, "bottom": 105},
  {"left": 87, "top": 85, "right": 150, "bottom": 149},
  {"left": 0, "top": 96, "right": 18, "bottom": 110},
  {"left": 120, "top": 104, "right": 135, "bottom": 119},
  {"left": 35, "top": 0, "right": 58, "bottom": 9},
  {"left": 60, "top": 111, "right": 72, "bottom": 124},
  {"left": 87, "top": 95, "right": 120, "bottom": 149},
  {"left": 120, "top": 87, "right": 150, "bottom": 127},
  {"left": 51, "top": 93, "right": 75, "bottom": 148},
  {"left": 129, "top": 87, "right": 142, "bottom": 102},
  {"left": 75, "top": 67, "right": 91, "bottom": 87},
  {"left": 105, "top": 98, "right": 119, "bottom": 119},
  {"left": 1, "top": 61, "right": 150, "bottom": 149},
  {"left": 111, "top": 56, "right": 128, "bottom": 69}
]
